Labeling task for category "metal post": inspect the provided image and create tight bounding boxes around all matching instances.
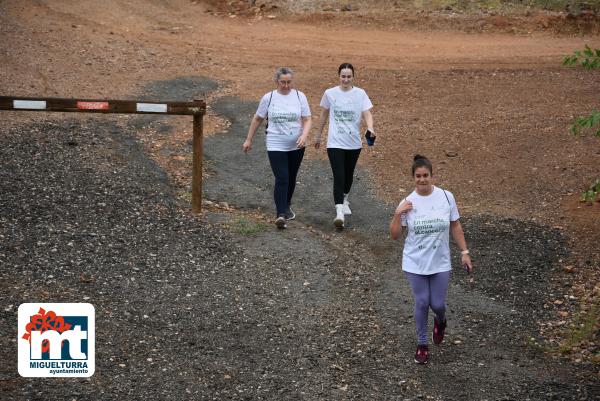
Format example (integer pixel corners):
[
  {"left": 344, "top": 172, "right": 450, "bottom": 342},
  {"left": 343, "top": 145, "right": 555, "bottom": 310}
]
[{"left": 192, "top": 99, "right": 204, "bottom": 214}]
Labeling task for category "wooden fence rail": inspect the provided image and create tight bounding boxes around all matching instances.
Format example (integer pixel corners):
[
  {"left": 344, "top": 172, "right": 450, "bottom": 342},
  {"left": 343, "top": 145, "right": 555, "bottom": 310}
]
[{"left": 0, "top": 95, "right": 206, "bottom": 213}]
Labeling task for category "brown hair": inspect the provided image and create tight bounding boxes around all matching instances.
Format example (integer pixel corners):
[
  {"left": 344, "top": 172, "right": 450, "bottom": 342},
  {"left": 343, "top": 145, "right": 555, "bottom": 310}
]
[
  {"left": 338, "top": 63, "right": 355, "bottom": 76},
  {"left": 412, "top": 154, "right": 433, "bottom": 176}
]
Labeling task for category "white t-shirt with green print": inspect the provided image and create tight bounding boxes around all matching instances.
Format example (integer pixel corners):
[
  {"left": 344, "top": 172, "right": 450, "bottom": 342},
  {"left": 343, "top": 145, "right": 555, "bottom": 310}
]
[
  {"left": 320, "top": 86, "right": 373, "bottom": 150},
  {"left": 256, "top": 90, "right": 311, "bottom": 152},
  {"left": 401, "top": 186, "right": 460, "bottom": 275}
]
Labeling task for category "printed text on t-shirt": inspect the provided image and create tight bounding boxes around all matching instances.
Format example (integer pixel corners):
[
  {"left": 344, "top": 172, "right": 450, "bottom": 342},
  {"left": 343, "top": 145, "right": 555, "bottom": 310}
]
[
  {"left": 270, "top": 111, "right": 297, "bottom": 124},
  {"left": 333, "top": 107, "right": 356, "bottom": 123},
  {"left": 413, "top": 218, "right": 448, "bottom": 236}
]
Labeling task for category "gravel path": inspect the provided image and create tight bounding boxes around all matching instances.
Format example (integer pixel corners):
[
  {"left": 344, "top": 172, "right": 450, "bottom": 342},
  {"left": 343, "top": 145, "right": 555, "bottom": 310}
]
[{"left": 0, "top": 77, "right": 598, "bottom": 400}]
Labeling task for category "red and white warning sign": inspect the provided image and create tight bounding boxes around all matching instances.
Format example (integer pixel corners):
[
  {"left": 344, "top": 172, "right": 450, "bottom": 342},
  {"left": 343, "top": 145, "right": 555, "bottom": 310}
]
[{"left": 76, "top": 101, "right": 109, "bottom": 110}]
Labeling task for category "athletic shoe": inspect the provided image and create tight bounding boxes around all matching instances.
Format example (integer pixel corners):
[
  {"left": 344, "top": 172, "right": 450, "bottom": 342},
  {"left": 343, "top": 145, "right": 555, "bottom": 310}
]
[
  {"left": 414, "top": 344, "right": 429, "bottom": 364},
  {"left": 284, "top": 207, "right": 296, "bottom": 220},
  {"left": 342, "top": 199, "right": 351, "bottom": 215},
  {"left": 275, "top": 216, "right": 287, "bottom": 229},
  {"left": 334, "top": 204, "right": 344, "bottom": 229},
  {"left": 432, "top": 318, "right": 447, "bottom": 345}
]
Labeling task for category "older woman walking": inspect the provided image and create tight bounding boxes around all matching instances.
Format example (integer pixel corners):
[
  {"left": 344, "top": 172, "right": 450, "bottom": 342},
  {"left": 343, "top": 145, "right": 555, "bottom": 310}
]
[{"left": 243, "top": 67, "right": 312, "bottom": 229}]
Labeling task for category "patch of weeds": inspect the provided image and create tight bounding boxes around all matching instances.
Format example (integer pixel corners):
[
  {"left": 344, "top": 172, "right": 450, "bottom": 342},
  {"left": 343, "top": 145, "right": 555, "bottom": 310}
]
[
  {"left": 558, "top": 301, "right": 599, "bottom": 355},
  {"left": 540, "top": 0, "right": 600, "bottom": 13},
  {"left": 580, "top": 178, "right": 600, "bottom": 203},
  {"left": 407, "top": 0, "right": 599, "bottom": 13},
  {"left": 177, "top": 190, "right": 192, "bottom": 203},
  {"left": 229, "top": 217, "right": 267, "bottom": 236},
  {"left": 525, "top": 335, "right": 550, "bottom": 355}
]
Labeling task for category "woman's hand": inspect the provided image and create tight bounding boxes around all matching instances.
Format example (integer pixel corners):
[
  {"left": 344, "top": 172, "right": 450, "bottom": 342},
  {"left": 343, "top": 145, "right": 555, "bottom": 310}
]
[
  {"left": 314, "top": 137, "right": 321, "bottom": 149},
  {"left": 244, "top": 115, "right": 263, "bottom": 153},
  {"left": 395, "top": 200, "right": 413, "bottom": 216},
  {"left": 242, "top": 139, "right": 253, "bottom": 153},
  {"left": 461, "top": 254, "right": 473, "bottom": 274},
  {"left": 296, "top": 134, "right": 308, "bottom": 148},
  {"left": 390, "top": 199, "right": 411, "bottom": 240}
]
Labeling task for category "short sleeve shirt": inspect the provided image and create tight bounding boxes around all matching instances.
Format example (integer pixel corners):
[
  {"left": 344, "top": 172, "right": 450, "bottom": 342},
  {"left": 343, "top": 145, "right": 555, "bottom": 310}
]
[
  {"left": 320, "top": 86, "right": 373, "bottom": 150},
  {"left": 256, "top": 90, "right": 311, "bottom": 152},
  {"left": 400, "top": 186, "right": 460, "bottom": 275}
]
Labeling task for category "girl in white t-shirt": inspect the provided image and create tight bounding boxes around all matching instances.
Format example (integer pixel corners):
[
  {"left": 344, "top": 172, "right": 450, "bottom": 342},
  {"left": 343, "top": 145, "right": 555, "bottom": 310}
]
[
  {"left": 315, "top": 63, "right": 374, "bottom": 229},
  {"left": 389, "top": 154, "right": 473, "bottom": 365},
  {"left": 243, "top": 67, "right": 312, "bottom": 229}
]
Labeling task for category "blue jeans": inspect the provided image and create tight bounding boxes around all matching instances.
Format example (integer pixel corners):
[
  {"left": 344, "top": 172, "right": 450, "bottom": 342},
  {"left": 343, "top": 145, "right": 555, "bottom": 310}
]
[{"left": 267, "top": 148, "right": 305, "bottom": 216}]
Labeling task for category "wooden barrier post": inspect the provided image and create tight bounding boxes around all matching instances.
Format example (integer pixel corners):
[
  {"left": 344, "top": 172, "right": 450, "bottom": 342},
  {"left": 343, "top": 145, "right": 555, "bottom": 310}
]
[
  {"left": 0, "top": 95, "right": 206, "bottom": 213},
  {"left": 192, "top": 99, "right": 204, "bottom": 214}
]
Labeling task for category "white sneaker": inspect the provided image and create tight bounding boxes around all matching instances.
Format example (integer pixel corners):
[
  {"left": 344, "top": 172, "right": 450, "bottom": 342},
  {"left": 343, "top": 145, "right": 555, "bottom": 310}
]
[
  {"left": 342, "top": 199, "right": 351, "bottom": 215},
  {"left": 334, "top": 204, "right": 344, "bottom": 229},
  {"left": 275, "top": 216, "right": 287, "bottom": 229}
]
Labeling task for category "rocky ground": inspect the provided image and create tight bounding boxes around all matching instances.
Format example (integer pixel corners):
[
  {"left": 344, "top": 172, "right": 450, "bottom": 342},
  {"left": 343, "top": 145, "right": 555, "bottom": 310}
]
[
  {"left": 203, "top": 0, "right": 600, "bottom": 35},
  {"left": 1, "top": 75, "right": 597, "bottom": 400}
]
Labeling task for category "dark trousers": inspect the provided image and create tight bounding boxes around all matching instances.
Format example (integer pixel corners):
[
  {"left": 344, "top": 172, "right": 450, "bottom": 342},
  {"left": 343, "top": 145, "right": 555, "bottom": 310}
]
[
  {"left": 327, "top": 148, "right": 361, "bottom": 205},
  {"left": 267, "top": 148, "right": 305, "bottom": 216}
]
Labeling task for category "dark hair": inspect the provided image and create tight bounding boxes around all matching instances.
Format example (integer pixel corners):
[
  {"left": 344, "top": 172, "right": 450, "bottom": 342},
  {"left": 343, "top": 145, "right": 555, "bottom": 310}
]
[
  {"left": 274, "top": 67, "right": 293, "bottom": 81},
  {"left": 338, "top": 63, "right": 355, "bottom": 76},
  {"left": 412, "top": 154, "right": 433, "bottom": 176}
]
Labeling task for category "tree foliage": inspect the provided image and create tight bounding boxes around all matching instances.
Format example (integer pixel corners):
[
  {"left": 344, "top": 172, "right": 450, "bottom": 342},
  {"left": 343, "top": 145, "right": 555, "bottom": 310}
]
[
  {"left": 570, "top": 110, "right": 600, "bottom": 137},
  {"left": 563, "top": 44, "right": 600, "bottom": 70},
  {"left": 564, "top": 46, "right": 600, "bottom": 137}
]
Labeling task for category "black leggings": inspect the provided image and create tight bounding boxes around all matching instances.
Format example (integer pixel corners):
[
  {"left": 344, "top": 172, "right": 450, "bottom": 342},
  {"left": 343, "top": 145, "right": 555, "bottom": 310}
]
[
  {"left": 327, "top": 148, "right": 361, "bottom": 205},
  {"left": 267, "top": 148, "right": 305, "bottom": 216}
]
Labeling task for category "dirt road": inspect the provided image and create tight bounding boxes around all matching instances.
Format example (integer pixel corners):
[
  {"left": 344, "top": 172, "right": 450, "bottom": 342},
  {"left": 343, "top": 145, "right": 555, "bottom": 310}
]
[{"left": 1, "top": 0, "right": 599, "bottom": 399}]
